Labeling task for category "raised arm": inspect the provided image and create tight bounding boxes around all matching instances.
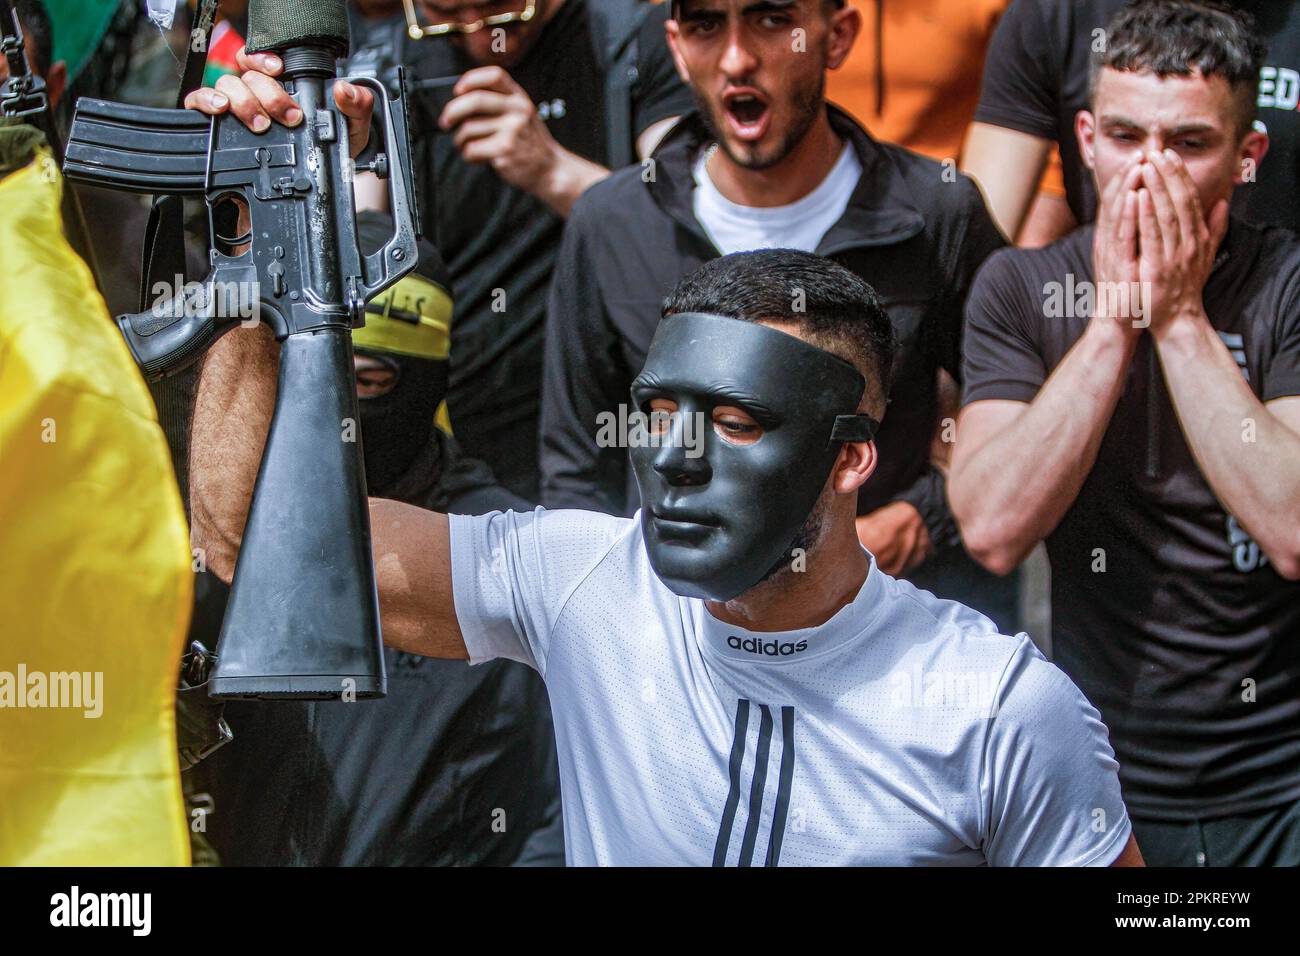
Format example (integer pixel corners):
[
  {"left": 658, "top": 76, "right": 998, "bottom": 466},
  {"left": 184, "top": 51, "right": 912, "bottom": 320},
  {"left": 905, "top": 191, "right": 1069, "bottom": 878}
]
[
  {"left": 950, "top": 326, "right": 1136, "bottom": 575},
  {"left": 1139, "top": 149, "right": 1300, "bottom": 579},
  {"left": 185, "top": 51, "right": 467, "bottom": 659},
  {"left": 189, "top": 323, "right": 468, "bottom": 659},
  {"left": 434, "top": 65, "right": 680, "bottom": 219},
  {"left": 1159, "top": 354, "right": 1300, "bottom": 579}
]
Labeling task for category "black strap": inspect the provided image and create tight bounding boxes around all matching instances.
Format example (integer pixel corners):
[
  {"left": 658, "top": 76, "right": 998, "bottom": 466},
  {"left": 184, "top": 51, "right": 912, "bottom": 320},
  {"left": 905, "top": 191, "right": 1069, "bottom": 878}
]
[
  {"left": 830, "top": 414, "right": 880, "bottom": 443},
  {"left": 141, "top": 0, "right": 218, "bottom": 304},
  {"left": 588, "top": 0, "right": 649, "bottom": 169},
  {"left": 142, "top": 1, "right": 229, "bottom": 777},
  {"left": 138, "top": 196, "right": 188, "bottom": 312},
  {"left": 1, "top": 0, "right": 101, "bottom": 280},
  {"left": 177, "top": 0, "right": 220, "bottom": 109},
  {"left": 143, "top": 0, "right": 219, "bottom": 506}
]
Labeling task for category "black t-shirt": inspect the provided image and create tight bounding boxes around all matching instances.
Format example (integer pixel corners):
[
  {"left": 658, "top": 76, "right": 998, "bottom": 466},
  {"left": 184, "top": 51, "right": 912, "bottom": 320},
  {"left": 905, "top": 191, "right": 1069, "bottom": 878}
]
[
  {"left": 961, "top": 221, "right": 1300, "bottom": 820},
  {"left": 407, "top": 0, "right": 693, "bottom": 498},
  {"left": 975, "top": 0, "right": 1300, "bottom": 233}
]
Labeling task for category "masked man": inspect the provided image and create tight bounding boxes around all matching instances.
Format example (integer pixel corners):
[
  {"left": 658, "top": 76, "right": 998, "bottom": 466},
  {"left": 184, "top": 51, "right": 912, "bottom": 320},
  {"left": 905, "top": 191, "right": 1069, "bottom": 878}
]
[
  {"left": 192, "top": 228, "right": 1142, "bottom": 862},
  {"left": 189, "top": 214, "right": 562, "bottom": 866}
]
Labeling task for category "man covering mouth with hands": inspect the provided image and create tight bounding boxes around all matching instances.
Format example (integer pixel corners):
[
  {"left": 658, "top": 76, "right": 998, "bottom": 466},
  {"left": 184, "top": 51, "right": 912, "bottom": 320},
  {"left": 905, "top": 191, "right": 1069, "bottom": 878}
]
[{"left": 951, "top": 0, "right": 1300, "bottom": 866}]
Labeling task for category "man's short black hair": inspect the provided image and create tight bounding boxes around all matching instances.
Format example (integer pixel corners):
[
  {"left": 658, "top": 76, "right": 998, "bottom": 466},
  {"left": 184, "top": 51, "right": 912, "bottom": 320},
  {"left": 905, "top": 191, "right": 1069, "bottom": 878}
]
[
  {"left": 662, "top": 249, "right": 896, "bottom": 416},
  {"left": 1092, "top": 0, "right": 1266, "bottom": 136},
  {"left": 15, "top": 0, "right": 53, "bottom": 78}
]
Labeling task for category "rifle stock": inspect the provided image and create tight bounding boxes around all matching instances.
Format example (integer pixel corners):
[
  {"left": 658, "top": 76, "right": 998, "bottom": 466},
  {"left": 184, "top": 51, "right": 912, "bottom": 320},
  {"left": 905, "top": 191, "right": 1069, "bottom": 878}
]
[{"left": 213, "top": 329, "right": 384, "bottom": 698}]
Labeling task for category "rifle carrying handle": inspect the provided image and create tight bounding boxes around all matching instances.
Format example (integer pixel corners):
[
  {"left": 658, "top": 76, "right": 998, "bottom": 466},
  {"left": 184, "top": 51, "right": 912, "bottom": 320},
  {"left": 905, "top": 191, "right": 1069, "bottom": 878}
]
[{"left": 341, "top": 70, "right": 422, "bottom": 306}]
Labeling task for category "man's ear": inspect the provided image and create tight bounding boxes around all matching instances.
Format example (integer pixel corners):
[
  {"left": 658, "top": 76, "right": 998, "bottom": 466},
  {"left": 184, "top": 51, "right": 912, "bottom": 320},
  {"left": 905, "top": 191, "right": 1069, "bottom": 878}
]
[
  {"left": 46, "top": 60, "right": 67, "bottom": 111},
  {"left": 664, "top": 18, "right": 692, "bottom": 86},
  {"left": 1234, "top": 127, "right": 1269, "bottom": 185},
  {"left": 1076, "top": 109, "right": 1097, "bottom": 170},
  {"left": 832, "top": 439, "right": 877, "bottom": 495},
  {"left": 825, "top": 4, "right": 861, "bottom": 71}
]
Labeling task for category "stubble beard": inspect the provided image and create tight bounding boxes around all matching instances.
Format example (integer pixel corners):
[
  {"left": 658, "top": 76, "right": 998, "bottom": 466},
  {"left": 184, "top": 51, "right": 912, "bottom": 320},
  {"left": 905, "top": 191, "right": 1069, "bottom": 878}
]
[
  {"left": 695, "top": 69, "right": 827, "bottom": 173},
  {"left": 752, "top": 487, "right": 832, "bottom": 590}
]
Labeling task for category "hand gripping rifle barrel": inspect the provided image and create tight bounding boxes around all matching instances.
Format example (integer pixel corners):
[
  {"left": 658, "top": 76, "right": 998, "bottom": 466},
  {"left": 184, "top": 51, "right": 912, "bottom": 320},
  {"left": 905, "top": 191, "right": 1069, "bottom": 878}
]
[{"left": 63, "top": 0, "right": 424, "bottom": 699}]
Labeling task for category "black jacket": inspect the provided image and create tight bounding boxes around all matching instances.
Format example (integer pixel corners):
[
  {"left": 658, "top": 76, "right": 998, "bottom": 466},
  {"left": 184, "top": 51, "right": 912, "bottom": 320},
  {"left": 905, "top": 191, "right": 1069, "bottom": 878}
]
[{"left": 539, "top": 106, "right": 1005, "bottom": 549}]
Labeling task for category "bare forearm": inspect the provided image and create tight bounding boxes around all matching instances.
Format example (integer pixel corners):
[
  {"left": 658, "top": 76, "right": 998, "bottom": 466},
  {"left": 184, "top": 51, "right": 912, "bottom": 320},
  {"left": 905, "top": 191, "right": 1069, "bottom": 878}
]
[
  {"left": 353, "top": 170, "right": 388, "bottom": 213},
  {"left": 1016, "top": 191, "right": 1077, "bottom": 249},
  {"left": 951, "top": 319, "right": 1139, "bottom": 571},
  {"left": 189, "top": 323, "right": 279, "bottom": 583},
  {"left": 1155, "top": 316, "right": 1300, "bottom": 577},
  {"left": 537, "top": 146, "right": 609, "bottom": 217}
]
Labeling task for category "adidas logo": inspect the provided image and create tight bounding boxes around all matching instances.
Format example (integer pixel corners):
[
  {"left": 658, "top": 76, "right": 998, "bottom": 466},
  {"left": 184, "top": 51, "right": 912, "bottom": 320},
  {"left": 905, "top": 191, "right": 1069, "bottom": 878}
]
[{"left": 726, "top": 635, "right": 808, "bottom": 657}]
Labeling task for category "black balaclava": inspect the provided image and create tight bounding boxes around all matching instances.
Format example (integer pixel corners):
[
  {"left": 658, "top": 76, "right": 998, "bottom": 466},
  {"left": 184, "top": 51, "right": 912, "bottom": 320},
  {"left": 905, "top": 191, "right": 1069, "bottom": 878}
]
[
  {"left": 354, "top": 212, "right": 453, "bottom": 493},
  {"left": 355, "top": 346, "right": 447, "bottom": 492},
  {"left": 629, "top": 312, "right": 878, "bottom": 602}
]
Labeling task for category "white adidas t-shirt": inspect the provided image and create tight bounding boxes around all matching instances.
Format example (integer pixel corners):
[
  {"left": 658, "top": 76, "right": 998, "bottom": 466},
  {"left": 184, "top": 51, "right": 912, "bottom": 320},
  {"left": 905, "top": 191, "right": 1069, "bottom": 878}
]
[
  {"left": 450, "top": 508, "right": 1132, "bottom": 866},
  {"left": 692, "top": 142, "right": 862, "bottom": 255}
]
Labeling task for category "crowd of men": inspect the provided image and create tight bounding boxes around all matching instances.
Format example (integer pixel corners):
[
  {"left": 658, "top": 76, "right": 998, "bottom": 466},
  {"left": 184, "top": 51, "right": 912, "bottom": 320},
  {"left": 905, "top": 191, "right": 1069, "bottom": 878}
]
[{"left": 4, "top": 0, "right": 1299, "bottom": 866}]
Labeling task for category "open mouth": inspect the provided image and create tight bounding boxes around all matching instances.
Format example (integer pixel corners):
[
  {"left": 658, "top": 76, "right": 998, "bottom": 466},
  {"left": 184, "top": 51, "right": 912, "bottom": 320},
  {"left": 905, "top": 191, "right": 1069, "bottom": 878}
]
[{"left": 722, "top": 89, "right": 771, "bottom": 143}]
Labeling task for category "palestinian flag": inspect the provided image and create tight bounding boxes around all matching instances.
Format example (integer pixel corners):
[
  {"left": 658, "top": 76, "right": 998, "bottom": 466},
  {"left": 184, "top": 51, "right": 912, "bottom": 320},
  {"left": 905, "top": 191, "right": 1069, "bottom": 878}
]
[{"left": 201, "top": 19, "right": 245, "bottom": 88}]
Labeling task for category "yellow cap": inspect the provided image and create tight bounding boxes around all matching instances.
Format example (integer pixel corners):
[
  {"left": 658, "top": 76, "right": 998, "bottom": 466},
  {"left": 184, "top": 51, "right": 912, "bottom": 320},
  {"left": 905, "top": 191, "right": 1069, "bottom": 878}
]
[{"left": 355, "top": 273, "right": 453, "bottom": 360}]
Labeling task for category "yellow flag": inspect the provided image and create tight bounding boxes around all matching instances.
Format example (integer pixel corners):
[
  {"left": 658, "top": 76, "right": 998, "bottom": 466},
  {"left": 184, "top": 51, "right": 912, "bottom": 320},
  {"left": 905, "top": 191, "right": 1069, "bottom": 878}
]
[{"left": 0, "top": 147, "right": 192, "bottom": 865}]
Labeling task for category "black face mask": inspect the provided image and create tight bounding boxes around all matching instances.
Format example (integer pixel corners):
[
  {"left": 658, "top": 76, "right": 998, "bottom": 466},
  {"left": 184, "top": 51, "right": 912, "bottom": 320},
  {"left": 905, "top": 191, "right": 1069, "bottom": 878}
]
[
  {"left": 356, "top": 349, "right": 448, "bottom": 494},
  {"left": 629, "top": 312, "right": 878, "bottom": 602}
]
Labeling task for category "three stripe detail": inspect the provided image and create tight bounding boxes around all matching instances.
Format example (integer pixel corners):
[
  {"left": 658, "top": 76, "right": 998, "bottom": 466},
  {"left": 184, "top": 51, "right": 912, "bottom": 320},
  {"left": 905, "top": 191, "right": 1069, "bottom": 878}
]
[{"left": 712, "top": 699, "right": 796, "bottom": 867}]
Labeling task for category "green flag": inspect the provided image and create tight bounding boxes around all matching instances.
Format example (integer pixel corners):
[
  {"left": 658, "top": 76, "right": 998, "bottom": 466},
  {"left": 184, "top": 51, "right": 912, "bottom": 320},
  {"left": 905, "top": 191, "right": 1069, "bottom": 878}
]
[{"left": 43, "top": 0, "right": 123, "bottom": 83}]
